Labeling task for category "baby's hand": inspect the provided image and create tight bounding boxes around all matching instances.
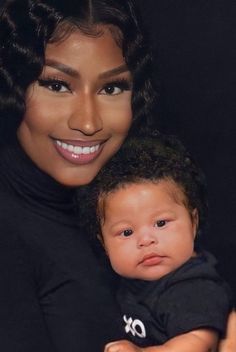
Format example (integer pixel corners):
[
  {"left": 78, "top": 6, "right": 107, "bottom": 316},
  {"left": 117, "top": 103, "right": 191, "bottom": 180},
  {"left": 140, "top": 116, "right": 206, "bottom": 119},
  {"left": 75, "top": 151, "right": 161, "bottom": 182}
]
[{"left": 104, "top": 340, "right": 143, "bottom": 352}]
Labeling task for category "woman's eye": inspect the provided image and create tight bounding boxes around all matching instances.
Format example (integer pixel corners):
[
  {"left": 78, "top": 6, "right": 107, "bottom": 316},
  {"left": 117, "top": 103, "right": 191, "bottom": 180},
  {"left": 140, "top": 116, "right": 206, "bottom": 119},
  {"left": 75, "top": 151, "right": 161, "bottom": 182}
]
[
  {"left": 102, "top": 85, "right": 122, "bottom": 95},
  {"left": 100, "top": 80, "right": 131, "bottom": 96},
  {"left": 155, "top": 220, "right": 167, "bottom": 228},
  {"left": 38, "top": 79, "right": 71, "bottom": 93},
  {"left": 121, "top": 229, "right": 133, "bottom": 237},
  {"left": 48, "top": 82, "right": 68, "bottom": 93}
]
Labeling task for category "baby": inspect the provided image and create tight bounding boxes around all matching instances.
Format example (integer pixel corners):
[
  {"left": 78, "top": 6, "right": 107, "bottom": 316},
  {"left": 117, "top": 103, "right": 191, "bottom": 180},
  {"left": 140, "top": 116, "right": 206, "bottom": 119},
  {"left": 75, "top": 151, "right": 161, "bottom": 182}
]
[{"left": 84, "top": 133, "right": 232, "bottom": 352}]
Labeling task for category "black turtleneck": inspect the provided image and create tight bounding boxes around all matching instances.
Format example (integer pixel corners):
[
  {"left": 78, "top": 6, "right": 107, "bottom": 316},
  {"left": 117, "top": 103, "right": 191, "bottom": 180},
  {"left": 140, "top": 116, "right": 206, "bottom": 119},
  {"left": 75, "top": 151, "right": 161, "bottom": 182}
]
[{"left": 0, "top": 142, "right": 123, "bottom": 352}]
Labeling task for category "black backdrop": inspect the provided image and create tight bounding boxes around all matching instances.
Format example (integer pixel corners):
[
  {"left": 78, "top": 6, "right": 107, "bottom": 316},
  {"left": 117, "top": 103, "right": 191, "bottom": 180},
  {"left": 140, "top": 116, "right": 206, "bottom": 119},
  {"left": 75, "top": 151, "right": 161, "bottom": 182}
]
[
  {"left": 138, "top": 0, "right": 236, "bottom": 297},
  {"left": 0, "top": 0, "right": 235, "bottom": 297}
]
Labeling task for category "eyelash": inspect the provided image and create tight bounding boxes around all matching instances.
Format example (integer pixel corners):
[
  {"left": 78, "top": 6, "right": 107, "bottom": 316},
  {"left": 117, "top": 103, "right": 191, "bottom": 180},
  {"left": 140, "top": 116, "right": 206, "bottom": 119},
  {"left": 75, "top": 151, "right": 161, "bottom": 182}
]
[
  {"left": 121, "top": 229, "right": 133, "bottom": 237},
  {"left": 155, "top": 220, "right": 167, "bottom": 228},
  {"left": 38, "top": 77, "right": 71, "bottom": 93},
  {"left": 37, "top": 77, "right": 131, "bottom": 95},
  {"left": 101, "top": 78, "right": 132, "bottom": 95},
  {"left": 114, "top": 228, "right": 133, "bottom": 237}
]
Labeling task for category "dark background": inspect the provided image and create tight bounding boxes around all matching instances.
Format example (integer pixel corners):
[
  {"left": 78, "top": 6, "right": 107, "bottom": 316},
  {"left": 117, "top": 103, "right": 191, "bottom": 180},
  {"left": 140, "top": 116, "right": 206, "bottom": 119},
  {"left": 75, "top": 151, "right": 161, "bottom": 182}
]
[
  {"left": 137, "top": 0, "right": 236, "bottom": 297},
  {"left": 1, "top": 1, "right": 235, "bottom": 297}
]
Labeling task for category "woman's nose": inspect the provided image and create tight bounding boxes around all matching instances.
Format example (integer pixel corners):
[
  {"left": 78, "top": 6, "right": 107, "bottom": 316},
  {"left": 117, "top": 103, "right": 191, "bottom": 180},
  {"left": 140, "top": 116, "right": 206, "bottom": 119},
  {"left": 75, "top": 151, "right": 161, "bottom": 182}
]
[
  {"left": 137, "top": 232, "right": 158, "bottom": 248},
  {"left": 68, "top": 94, "right": 103, "bottom": 136}
]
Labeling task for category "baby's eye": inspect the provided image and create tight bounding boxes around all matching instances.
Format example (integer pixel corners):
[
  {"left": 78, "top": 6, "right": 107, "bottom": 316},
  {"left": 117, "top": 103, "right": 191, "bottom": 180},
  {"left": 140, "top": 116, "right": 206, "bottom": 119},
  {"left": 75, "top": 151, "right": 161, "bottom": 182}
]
[
  {"left": 38, "top": 79, "right": 71, "bottom": 93},
  {"left": 155, "top": 220, "right": 167, "bottom": 228},
  {"left": 121, "top": 229, "right": 133, "bottom": 237},
  {"left": 100, "top": 79, "right": 131, "bottom": 96}
]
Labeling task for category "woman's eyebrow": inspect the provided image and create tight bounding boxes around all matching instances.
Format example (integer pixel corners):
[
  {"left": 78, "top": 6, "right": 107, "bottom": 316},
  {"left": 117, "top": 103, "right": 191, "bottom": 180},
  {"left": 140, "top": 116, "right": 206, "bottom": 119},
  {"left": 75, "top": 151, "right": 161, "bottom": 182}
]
[
  {"left": 99, "top": 64, "right": 129, "bottom": 79},
  {"left": 45, "top": 59, "right": 79, "bottom": 78},
  {"left": 45, "top": 60, "right": 129, "bottom": 79}
]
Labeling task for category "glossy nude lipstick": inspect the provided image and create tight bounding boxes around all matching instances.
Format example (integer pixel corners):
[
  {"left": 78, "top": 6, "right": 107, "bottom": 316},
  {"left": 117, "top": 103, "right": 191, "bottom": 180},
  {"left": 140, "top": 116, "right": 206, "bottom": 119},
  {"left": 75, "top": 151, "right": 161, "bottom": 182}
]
[{"left": 53, "top": 139, "right": 104, "bottom": 165}]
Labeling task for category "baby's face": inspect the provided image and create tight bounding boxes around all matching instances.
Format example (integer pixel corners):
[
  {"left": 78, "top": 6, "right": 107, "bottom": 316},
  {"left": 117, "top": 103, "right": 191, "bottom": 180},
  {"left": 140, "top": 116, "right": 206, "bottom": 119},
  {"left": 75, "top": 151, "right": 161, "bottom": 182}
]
[{"left": 101, "top": 180, "right": 198, "bottom": 281}]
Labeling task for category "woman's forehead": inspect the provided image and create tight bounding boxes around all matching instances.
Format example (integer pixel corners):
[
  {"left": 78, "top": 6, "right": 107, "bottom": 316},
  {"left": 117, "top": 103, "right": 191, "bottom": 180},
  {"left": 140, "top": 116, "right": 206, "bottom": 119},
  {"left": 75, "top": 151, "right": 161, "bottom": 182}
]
[{"left": 49, "top": 20, "right": 122, "bottom": 47}]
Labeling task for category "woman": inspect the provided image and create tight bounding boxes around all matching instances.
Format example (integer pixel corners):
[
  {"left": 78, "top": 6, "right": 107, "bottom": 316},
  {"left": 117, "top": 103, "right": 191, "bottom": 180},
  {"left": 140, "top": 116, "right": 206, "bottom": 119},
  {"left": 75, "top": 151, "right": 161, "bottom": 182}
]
[
  {"left": 0, "top": 0, "right": 155, "bottom": 351},
  {"left": 0, "top": 0, "right": 234, "bottom": 351}
]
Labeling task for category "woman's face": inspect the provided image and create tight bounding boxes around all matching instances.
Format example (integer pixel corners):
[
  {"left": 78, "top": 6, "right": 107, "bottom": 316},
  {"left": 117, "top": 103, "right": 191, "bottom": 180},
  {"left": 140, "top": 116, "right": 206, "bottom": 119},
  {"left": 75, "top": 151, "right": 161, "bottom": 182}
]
[{"left": 17, "top": 26, "right": 132, "bottom": 186}]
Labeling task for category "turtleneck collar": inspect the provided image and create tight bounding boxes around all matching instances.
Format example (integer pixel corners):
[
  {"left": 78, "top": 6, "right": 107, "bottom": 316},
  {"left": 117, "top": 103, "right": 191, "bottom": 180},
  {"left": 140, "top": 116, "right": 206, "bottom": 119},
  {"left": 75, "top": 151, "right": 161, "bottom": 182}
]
[{"left": 0, "top": 140, "right": 77, "bottom": 225}]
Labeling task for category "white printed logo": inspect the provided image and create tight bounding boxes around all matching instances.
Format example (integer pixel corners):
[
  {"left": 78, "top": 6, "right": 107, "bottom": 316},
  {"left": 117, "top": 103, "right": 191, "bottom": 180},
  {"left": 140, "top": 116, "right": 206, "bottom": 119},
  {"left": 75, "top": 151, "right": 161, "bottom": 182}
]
[{"left": 123, "top": 315, "right": 146, "bottom": 338}]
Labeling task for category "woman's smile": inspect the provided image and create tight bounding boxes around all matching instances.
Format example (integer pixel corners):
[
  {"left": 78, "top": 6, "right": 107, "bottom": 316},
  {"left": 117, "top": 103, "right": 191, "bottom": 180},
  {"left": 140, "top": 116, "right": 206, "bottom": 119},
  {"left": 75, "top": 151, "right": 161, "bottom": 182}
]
[
  {"left": 53, "top": 138, "right": 105, "bottom": 165},
  {"left": 17, "top": 26, "right": 132, "bottom": 186}
]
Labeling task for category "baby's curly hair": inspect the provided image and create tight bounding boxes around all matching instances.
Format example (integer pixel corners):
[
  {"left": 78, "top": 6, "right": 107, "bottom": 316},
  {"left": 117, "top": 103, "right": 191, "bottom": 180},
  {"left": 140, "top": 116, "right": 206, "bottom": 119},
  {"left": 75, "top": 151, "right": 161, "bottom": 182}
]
[{"left": 79, "top": 132, "right": 208, "bottom": 248}]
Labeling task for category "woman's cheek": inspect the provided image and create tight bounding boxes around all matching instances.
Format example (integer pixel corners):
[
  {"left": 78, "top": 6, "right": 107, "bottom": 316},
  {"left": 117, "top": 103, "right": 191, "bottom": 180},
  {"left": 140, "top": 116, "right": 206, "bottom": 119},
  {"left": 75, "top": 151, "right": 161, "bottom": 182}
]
[{"left": 101, "top": 93, "right": 132, "bottom": 132}]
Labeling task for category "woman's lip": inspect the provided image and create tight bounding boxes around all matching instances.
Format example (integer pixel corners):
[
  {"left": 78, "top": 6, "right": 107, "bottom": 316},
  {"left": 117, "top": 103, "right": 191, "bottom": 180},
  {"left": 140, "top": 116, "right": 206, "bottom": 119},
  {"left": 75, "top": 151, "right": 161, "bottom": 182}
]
[
  {"left": 139, "top": 254, "right": 164, "bottom": 266},
  {"left": 53, "top": 138, "right": 105, "bottom": 165}
]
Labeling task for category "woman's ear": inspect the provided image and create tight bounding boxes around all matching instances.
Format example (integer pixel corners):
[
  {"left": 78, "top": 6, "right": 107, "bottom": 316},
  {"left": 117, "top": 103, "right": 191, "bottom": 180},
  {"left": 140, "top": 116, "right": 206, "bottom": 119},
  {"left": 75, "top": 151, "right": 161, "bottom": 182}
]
[
  {"left": 97, "top": 232, "right": 104, "bottom": 245},
  {"left": 191, "top": 208, "right": 199, "bottom": 239},
  {"left": 97, "top": 233, "right": 108, "bottom": 255}
]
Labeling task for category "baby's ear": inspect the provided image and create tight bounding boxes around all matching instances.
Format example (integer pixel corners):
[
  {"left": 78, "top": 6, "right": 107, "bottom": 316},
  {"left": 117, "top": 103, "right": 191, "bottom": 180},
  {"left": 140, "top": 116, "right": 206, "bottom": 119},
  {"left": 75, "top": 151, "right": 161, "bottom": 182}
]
[{"left": 191, "top": 208, "right": 199, "bottom": 239}]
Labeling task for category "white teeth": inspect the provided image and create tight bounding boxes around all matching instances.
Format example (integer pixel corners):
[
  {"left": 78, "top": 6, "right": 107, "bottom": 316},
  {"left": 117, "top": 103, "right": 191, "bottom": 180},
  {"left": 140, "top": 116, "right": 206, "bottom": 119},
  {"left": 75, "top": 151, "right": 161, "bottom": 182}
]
[
  {"left": 74, "top": 146, "right": 82, "bottom": 154},
  {"left": 55, "top": 140, "right": 100, "bottom": 155},
  {"left": 68, "top": 145, "right": 74, "bottom": 152},
  {"left": 83, "top": 147, "right": 90, "bottom": 155}
]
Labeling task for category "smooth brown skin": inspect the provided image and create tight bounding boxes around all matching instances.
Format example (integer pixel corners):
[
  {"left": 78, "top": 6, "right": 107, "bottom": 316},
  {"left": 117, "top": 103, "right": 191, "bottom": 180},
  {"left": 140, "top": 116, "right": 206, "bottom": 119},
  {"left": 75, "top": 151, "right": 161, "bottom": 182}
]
[{"left": 17, "top": 26, "right": 132, "bottom": 186}]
